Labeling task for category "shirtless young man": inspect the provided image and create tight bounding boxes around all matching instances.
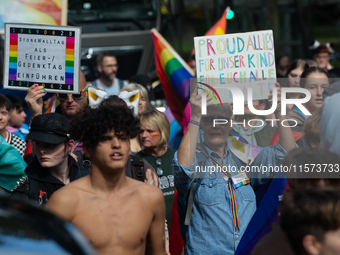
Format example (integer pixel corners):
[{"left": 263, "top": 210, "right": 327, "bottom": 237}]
[{"left": 47, "top": 105, "right": 166, "bottom": 255}]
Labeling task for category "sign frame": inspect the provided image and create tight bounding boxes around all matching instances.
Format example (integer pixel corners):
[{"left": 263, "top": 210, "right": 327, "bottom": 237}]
[{"left": 3, "top": 23, "right": 81, "bottom": 94}]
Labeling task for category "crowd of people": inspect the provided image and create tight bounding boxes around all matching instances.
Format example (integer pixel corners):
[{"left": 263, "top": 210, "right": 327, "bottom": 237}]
[{"left": 0, "top": 41, "right": 340, "bottom": 255}]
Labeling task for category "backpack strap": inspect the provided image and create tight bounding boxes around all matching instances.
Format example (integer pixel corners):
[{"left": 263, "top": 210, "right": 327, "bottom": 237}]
[
  {"left": 73, "top": 150, "right": 91, "bottom": 169},
  {"left": 184, "top": 175, "right": 200, "bottom": 226},
  {"left": 130, "top": 155, "right": 146, "bottom": 182}
]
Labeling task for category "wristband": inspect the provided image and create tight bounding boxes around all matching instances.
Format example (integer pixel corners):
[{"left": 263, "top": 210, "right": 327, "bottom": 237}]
[{"left": 189, "top": 119, "right": 201, "bottom": 127}]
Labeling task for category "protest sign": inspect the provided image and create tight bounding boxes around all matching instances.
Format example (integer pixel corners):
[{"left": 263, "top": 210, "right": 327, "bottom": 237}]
[
  {"left": 194, "top": 30, "right": 276, "bottom": 103},
  {"left": 3, "top": 23, "right": 81, "bottom": 94}
]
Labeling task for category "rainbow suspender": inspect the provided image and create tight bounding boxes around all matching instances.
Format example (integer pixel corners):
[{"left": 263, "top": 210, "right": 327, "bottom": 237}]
[{"left": 198, "top": 149, "right": 240, "bottom": 230}]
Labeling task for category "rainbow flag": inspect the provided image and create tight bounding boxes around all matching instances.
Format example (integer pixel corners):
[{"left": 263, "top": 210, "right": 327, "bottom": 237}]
[
  {"left": 44, "top": 95, "right": 60, "bottom": 113},
  {"left": 183, "top": 7, "right": 230, "bottom": 133},
  {"left": 169, "top": 188, "right": 185, "bottom": 255},
  {"left": 235, "top": 173, "right": 287, "bottom": 255},
  {"left": 205, "top": 7, "right": 230, "bottom": 36},
  {"left": 164, "top": 106, "right": 182, "bottom": 144},
  {"left": 151, "top": 29, "right": 194, "bottom": 127},
  {"left": 269, "top": 130, "right": 304, "bottom": 146}
]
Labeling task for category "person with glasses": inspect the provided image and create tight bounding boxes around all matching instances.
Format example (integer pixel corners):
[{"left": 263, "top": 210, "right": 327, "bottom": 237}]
[
  {"left": 135, "top": 109, "right": 176, "bottom": 229},
  {"left": 24, "top": 71, "right": 88, "bottom": 160},
  {"left": 173, "top": 83, "right": 296, "bottom": 255},
  {"left": 25, "top": 71, "right": 88, "bottom": 121},
  {"left": 90, "top": 51, "right": 127, "bottom": 95}
]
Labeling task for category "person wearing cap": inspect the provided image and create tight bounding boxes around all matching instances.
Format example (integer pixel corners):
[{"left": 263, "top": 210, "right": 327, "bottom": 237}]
[{"left": 11, "top": 113, "right": 90, "bottom": 205}]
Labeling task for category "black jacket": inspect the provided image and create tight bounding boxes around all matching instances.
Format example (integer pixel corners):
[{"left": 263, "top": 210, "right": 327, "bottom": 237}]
[{"left": 11, "top": 155, "right": 90, "bottom": 205}]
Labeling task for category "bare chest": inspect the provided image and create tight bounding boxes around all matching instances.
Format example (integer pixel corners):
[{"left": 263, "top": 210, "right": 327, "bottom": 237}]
[{"left": 71, "top": 195, "right": 153, "bottom": 253}]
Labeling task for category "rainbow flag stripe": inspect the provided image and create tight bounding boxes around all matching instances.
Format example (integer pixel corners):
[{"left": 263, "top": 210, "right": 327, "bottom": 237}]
[
  {"left": 9, "top": 33, "right": 18, "bottom": 81},
  {"left": 205, "top": 7, "right": 229, "bottom": 36},
  {"left": 234, "top": 179, "right": 251, "bottom": 189},
  {"left": 65, "top": 36, "right": 74, "bottom": 85},
  {"left": 152, "top": 29, "right": 194, "bottom": 127}
]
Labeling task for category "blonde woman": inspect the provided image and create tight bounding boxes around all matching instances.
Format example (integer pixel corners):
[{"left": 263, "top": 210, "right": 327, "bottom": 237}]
[{"left": 135, "top": 109, "right": 176, "bottom": 230}]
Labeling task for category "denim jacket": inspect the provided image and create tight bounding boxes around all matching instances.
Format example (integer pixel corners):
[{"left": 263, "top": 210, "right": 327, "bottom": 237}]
[{"left": 172, "top": 142, "right": 288, "bottom": 255}]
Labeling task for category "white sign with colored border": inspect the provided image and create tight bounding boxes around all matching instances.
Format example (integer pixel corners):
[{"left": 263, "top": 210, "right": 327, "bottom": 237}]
[
  {"left": 194, "top": 30, "right": 276, "bottom": 103},
  {"left": 3, "top": 23, "right": 81, "bottom": 94}
]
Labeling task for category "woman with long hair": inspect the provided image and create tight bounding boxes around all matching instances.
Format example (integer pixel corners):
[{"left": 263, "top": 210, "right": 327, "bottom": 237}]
[
  {"left": 282, "top": 59, "right": 309, "bottom": 109},
  {"left": 267, "top": 59, "right": 309, "bottom": 127},
  {"left": 286, "top": 67, "right": 329, "bottom": 132}
]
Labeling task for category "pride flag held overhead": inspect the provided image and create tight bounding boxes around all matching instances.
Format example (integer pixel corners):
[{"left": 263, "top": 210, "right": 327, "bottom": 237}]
[
  {"left": 205, "top": 7, "right": 230, "bottom": 36},
  {"left": 151, "top": 28, "right": 195, "bottom": 127}
]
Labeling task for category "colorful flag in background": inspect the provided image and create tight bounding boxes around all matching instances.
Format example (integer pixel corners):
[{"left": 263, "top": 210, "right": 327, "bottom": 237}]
[
  {"left": 269, "top": 130, "right": 304, "bottom": 146},
  {"left": 164, "top": 106, "right": 182, "bottom": 145},
  {"left": 235, "top": 173, "right": 287, "bottom": 255},
  {"left": 169, "top": 188, "right": 185, "bottom": 255},
  {"left": 205, "top": 7, "right": 230, "bottom": 36},
  {"left": 151, "top": 28, "right": 195, "bottom": 128}
]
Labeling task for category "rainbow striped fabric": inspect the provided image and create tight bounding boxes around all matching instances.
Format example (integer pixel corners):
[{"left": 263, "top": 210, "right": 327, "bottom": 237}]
[
  {"left": 9, "top": 33, "right": 18, "bottom": 81},
  {"left": 205, "top": 7, "right": 230, "bottom": 36},
  {"left": 151, "top": 29, "right": 194, "bottom": 127},
  {"left": 65, "top": 37, "right": 75, "bottom": 85}
]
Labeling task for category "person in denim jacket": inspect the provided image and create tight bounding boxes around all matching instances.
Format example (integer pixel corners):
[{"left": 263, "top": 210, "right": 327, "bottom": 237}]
[{"left": 173, "top": 83, "right": 296, "bottom": 255}]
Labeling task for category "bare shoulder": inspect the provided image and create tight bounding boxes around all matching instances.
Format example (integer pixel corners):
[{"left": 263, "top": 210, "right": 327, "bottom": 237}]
[
  {"left": 46, "top": 176, "right": 90, "bottom": 221},
  {"left": 126, "top": 178, "right": 164, "bottom": 205}
]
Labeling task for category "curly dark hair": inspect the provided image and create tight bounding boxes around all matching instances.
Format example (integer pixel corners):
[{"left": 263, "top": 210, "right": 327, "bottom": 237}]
[
  {"left": 70, "top": 105, "right": 140, "bottom": 149},
  {"left": 100, "top": 95, "right": 128, "bottom": 108}
]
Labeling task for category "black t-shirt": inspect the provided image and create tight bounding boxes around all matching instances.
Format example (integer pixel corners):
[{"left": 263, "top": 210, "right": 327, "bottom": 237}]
[{"left": 135, "top": 148, "right": 176, "bottom": 227}]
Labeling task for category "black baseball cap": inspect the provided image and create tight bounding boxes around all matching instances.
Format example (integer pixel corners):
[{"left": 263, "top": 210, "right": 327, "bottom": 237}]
[{"left": 27, "top": 113, "right": 71, "bottom": 144}]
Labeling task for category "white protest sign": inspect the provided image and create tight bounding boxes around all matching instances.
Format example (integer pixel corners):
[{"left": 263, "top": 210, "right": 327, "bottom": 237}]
[
  {"left": 194, "top": 30, "right": 276, "bottom": 103},
  {"left": 3, "top": 23, "right": 81, "bottom": 94}
]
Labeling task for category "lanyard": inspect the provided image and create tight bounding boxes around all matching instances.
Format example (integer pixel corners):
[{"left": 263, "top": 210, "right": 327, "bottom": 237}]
[{"left": 198, "top": 148, "right": 240, "bottom": 230}]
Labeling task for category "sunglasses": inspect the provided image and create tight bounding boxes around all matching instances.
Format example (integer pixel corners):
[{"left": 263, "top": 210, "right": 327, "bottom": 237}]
[
  {"left": 155, "top": 157, "right": 163, "bottom": 176},
  {"left": 57, "top": 87, "right": 87, "bottom": 101},
  {"left": 201, "top": 116, "right": 230, "bottom": 126}
]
